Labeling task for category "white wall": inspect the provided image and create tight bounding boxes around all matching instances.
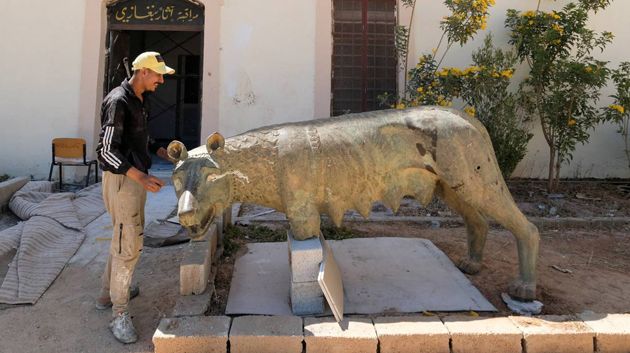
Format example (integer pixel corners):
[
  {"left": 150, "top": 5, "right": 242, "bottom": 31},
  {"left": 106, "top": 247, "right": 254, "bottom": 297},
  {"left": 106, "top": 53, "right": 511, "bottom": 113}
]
[
  {"left": 404, "top": 0, "right": 630, "bottom": 178},
  {"left": 0, "top": 0, "right": 86, "bottom": 179},
  {"left": 218, "top": 0, "right": 317, "bottom": 137}
]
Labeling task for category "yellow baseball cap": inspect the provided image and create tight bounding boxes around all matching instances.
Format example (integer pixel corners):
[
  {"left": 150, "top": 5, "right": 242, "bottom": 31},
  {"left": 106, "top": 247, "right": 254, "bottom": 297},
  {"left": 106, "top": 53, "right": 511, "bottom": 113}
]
[{"left": 132, "top": 51, "right": 175, "bottom": 75}]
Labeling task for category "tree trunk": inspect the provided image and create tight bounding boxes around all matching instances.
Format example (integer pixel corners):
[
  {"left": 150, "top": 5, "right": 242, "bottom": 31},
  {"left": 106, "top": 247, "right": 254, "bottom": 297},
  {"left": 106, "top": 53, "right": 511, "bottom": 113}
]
[{"left": 547, "top": 146, "right": 556, "bottom": 192}]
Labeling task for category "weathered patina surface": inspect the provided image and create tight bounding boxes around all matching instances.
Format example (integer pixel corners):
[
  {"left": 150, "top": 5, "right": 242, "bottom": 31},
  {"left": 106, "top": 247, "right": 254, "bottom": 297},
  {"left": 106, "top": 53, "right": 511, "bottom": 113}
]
[{"left": 168, "top": 106, "right": 540, "bottom": 300}]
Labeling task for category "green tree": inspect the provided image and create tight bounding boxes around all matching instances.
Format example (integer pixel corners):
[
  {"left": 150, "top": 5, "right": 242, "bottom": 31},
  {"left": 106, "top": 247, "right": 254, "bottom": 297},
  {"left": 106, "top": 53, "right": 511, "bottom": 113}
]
[
  {"left": 603, "top": 62, "right": 630, "bottom": 170},
  {"left": 506, "top": 0, "right": 613, "bottom": 191}
]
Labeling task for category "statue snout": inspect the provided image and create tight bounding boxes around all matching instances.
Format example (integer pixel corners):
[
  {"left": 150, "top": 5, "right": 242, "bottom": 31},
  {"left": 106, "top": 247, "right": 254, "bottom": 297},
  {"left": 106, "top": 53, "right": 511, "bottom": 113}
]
[{"left": 177, "top": 190, "right": 199, "bottom": 226}]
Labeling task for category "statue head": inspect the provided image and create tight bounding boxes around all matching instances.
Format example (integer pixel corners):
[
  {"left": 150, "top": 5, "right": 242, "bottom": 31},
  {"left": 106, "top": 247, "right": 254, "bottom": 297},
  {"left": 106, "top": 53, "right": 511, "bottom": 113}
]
[{"left": 168, "top": 133, "right": 230, "bottom": 240}]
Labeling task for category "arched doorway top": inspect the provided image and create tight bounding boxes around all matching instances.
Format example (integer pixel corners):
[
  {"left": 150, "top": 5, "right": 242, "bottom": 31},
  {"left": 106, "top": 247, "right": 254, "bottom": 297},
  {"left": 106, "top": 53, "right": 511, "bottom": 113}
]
[{"left": 107, "top": 0, "right": 204, "bottom": 31}]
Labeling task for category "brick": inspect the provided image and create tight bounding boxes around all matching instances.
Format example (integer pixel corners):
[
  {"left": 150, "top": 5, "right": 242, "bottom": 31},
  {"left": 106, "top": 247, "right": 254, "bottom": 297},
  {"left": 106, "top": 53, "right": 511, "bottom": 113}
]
[
  {"left": 172, "top": 285, "right": 213, "bottom": 317},
  {"left": 443, "top": 316, "right": 522, "bottom": 353},
  {"left": 230, "top": 315, "right": 303, "bottom": 353},
  {"left": 152, "top": 316, "right": 230, "bottom": 353},
  {"left": 510, "top": 315, "right": 594, "bottom": 353},
  {"left": 373, "top": 316, "right": 450, "bottom": 353},
  {"left": 290, "top": 281, "right": 324, "bottom": 315},
  {"left": 579, "top": 313, "right": 630, "bottom": 353},
  {"left": 304, "top": 317, "right": 377, "bottom": 353},
  {"left": 180, "top": 224, "right": 217, "bottom": 295},
  {"left": 287, "top": 230, "right": 323, "bottom": 283}
]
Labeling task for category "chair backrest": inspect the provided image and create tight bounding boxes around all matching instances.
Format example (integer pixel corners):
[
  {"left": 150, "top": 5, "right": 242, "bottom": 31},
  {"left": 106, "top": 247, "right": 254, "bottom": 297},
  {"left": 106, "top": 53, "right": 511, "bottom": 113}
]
[{"left": 52, "top": 138, "right": 86, "bottom": 160}]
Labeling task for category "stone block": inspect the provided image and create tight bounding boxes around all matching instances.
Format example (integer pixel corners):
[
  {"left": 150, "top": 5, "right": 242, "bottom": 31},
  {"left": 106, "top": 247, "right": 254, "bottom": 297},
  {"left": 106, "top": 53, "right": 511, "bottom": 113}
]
[
  {"left": 373, "top": 316, "right": 450, "bottom": 353},
  {"left": 180, "top": 226, "right": 217, "bottom": 295},
  {"left": 510, "top": 315, "right": 594, "bottom": 353},
  {"left": 230, "top": 315, "right": 303, "bottom": 353},
  {"left": 153, "top": 316, "right": 230, "bottom": 353},
  {"left": 443, "top": 316, "right": 522, "bottom": 353},
  {"left": 0, "top": 177, "right": 29, "bottom": 209},
  {"left": 579, "top": 313, "right": 630, "bottom": 353},
  {"left": 172, "top": 285, "right": 213, "bottom": 317},
  {"left": 287, "top": 230, "right": 323, "bottom": 283},
  {"left": 290, "top": 280, "right": 324, "bottom": 315},
  {"left": 304, "top": 317, "right": 377, "bottom": 353}
]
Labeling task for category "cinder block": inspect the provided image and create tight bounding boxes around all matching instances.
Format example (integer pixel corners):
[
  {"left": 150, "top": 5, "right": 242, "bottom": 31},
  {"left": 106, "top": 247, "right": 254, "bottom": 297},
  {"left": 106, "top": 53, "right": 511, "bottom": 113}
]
[
  {"left": 290, "top": 281, "right": 324, "bottom": 315},
  {"left": 172, "top": 285, "right": 213, "bottom": 317},
  {"left": 304, "top": 317, "right": 377, "bottom": 353},
  {"left": 287, "top": 230, "right": 323, "bottom": 283},
  {"left": 443, "top": 316, "right": 522, "bottom": 353},
  {"left": 0, "top": 177, "right": 29, "bottom": 209},
  {"left": 579, "top": 313, "right": 630, "bottom": 353},
  {"left": 510, "top": 315, "right": 594, "bottom": 353},
  {"left": 230, "top": 315, "right": 303, "bottom": 353},
  {"left": 180, "top": 225, "right": 217, "bottom": 295},
  {"left": 374, "top": 316, "right": 450, "bottom": 353},
  {"left": 153, "top": 316, "right": 230, "bottom": 353}
]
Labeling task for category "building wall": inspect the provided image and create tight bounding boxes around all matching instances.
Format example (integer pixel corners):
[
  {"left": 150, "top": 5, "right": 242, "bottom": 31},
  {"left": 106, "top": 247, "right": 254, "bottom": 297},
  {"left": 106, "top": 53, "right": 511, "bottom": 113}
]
[
  {"left": 216, "top": 0, "right": 318, "bottom": 138},
  {"left": 1, "top": 0, "right": 629, "bottom": 180},
  {"left": 0, "top": 0, "right": 87, "bottom": 179}
]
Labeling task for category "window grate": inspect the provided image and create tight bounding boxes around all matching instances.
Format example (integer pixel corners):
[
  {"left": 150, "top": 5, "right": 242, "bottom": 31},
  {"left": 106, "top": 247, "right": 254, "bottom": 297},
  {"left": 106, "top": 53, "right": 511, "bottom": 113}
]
[{"left": 332, "top": 0, "right": 397, "bottom": 116}]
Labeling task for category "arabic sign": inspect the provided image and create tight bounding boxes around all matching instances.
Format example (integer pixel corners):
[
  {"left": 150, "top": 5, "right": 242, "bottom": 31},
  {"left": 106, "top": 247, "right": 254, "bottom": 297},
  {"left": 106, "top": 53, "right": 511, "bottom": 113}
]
[{"left": 108, "top": 0, "right": 203, "bottom": 27}]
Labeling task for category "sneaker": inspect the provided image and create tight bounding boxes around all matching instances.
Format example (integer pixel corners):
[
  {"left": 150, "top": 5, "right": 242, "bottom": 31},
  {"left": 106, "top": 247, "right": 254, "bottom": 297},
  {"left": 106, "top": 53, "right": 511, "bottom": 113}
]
[
  {"left": 96, "top": 285, "right": 140, "bottom": 310},
  {"left": 109, "top": 312, "right": 138, "bottom": 344}
]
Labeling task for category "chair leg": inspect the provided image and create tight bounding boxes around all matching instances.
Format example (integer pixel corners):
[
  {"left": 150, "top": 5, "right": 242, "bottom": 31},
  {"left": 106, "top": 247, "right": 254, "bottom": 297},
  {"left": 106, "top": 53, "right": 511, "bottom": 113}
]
[
  {"left": 48, "top": 163, "right": 54, "bottom": 181},
  {"left": 95, "top": 163, "right": 99, "bottom": 184},
  {"left": 58, "top": 165, "right": 63, "bottom": 190},
  {"left": 86, "top": 164, "right": 92, "bottom": 187}
]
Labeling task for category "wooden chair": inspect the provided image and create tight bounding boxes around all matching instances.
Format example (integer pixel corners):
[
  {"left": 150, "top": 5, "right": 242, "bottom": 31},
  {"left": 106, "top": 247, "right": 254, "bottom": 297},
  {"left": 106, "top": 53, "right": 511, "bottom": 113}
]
[{"left": 48, "top": 138, "right": 98, "bottom": 189}]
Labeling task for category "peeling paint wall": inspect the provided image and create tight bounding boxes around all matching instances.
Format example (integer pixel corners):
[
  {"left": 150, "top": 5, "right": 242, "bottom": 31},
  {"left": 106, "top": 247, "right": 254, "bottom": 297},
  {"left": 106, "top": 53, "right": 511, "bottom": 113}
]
[{"left": 218, "top": 0, "right": 317, "bottom": 138}]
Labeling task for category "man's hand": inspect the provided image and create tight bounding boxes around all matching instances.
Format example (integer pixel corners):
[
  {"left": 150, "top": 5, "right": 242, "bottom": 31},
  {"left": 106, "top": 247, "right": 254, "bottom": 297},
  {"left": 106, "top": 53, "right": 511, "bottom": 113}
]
[{"left": 126, "top": 167, "right": 165, "bottom": 193}]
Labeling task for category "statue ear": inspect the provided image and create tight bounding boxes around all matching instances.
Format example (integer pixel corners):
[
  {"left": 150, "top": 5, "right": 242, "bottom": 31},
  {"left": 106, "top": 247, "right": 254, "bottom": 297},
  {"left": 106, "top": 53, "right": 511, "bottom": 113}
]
[
  {"left": 167, "top": 140, "right": 188, "bottom": 162},
  {"left": 206, "top": 132, "right": 225, "bottom": 153}
]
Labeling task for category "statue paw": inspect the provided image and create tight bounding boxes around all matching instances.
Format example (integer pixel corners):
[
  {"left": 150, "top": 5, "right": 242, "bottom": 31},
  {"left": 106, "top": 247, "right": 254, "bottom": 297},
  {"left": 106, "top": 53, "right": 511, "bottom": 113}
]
[
  {"left": 457, "top": 258, "right": 482, "bottom": 275},
  {"left": 508, "top": 279, "right": 536, "bottom": 301}
]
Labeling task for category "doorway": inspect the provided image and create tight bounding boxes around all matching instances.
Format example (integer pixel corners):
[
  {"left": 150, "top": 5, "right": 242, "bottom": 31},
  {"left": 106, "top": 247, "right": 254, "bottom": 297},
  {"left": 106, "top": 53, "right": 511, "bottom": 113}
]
[{"left": 105, "top": 0, "right": 204, "bottom": 150}]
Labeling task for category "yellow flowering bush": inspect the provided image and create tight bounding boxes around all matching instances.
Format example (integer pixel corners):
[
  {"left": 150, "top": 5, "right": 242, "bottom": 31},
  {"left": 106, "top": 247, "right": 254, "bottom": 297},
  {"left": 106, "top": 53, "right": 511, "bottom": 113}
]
[
  {"left": 603, "top": 62, "right": 630, "bottom": 169},
  {"left": 506, "top": 0, "right": 614, "bottom": 191}
]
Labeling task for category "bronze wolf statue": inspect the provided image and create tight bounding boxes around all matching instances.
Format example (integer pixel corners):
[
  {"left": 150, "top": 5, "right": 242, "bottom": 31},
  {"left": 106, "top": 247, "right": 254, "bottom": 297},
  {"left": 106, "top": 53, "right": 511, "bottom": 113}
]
[{"left": 167, "top": 107, "right": 540, "bottom": 300}]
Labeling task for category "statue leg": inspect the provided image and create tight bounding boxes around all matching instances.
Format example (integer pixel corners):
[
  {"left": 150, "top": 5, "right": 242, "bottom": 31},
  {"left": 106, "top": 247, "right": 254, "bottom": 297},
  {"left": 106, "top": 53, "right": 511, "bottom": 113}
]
[
  {"left": 286, "top": 202, "right": 321, "bottom": 240},
  {"left": 467, "top": 188, "right": 540, "bottom": 301},
  {"left": 436, "top": 181, "right": 488, "bottom": 275}
]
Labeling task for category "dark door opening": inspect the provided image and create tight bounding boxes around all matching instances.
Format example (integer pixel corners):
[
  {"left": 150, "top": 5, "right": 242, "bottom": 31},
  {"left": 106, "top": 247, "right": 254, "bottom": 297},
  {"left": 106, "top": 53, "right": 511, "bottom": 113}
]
[{"left": 105, "top": 30, "right": 202, "bottom": 150}]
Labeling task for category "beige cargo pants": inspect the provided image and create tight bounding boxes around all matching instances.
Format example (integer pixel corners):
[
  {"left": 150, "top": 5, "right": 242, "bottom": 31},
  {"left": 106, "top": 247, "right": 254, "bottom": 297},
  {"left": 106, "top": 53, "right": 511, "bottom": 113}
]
[{"left": 100, "top": 171, "right": 146, "bottom": 316}]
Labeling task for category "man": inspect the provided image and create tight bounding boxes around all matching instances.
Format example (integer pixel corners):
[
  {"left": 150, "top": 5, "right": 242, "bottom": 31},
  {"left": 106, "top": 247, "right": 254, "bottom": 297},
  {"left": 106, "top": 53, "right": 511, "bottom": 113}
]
[{"left": 95, "top": 51, "right": 174, "bottom": 344}]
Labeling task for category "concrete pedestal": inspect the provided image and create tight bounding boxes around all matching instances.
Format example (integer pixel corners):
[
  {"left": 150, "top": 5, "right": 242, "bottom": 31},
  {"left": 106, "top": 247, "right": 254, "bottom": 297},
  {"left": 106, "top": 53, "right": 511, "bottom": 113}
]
[{"left": 287, "top": 230, "right": 324, "bottom": 315}]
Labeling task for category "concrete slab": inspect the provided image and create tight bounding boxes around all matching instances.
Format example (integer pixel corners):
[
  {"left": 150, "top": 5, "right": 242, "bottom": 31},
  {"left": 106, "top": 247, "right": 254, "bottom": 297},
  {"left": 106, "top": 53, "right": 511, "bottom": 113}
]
[
  {"left": 172, "top": 285, "right": 213, "bottom": 317},
  {"left": 226, "top": 243, "right": 293, "bottom": 315},
  {"left": 226, "top": 238, "right": 495, "bottom": 316},
  {"left": 304, "top": 317, "right": 377, "bottom": 353},
  {"left": 373, "top": 316, "right": 450, "bottom": 353},
  {"left": 230, "top": 315, "right": 303, "bottom": 353},
  {"left": 510, "top": 315, "right": 594, "bottom": 353},
  {"left": 579, "top": 313, "right": 630, "bottom": 353},
  {"left": 443, "top": 316, "right": 523, "bottom": 353},
  {"left": 153, "top": 316, "right": 230, "bottom": 353}
]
